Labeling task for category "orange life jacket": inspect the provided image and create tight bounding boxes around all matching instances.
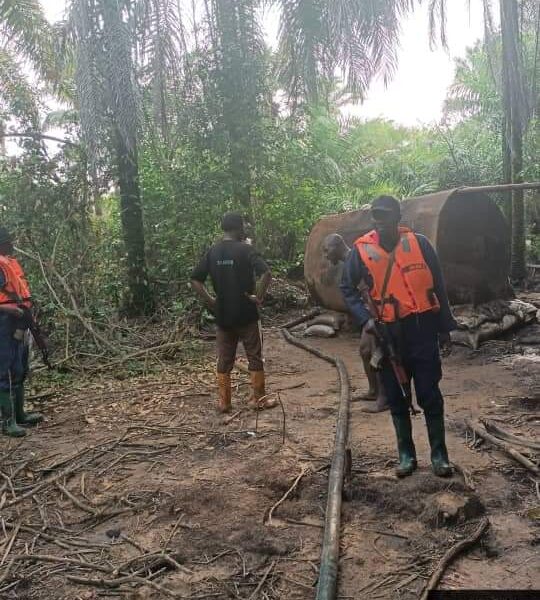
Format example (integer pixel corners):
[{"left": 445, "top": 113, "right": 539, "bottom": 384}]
[
  {"left": 354, "top": 227, "right": 439, "bottom": 323},
  {"left": 0, "top": 256, "right": 32, "bottom": 308}
]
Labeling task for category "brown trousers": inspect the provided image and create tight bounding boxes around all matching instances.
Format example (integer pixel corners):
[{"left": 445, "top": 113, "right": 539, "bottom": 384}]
[{"left": 216, "top": 321, "right": 263, "bottom": 373}]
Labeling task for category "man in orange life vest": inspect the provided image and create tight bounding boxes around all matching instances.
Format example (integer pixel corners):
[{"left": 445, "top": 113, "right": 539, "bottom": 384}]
[
  {"left": 0, "top": 228, "right": 43, "bottom": 437},
  {"left": 341, "top": 196, "right": 457, "bottom": 478}
]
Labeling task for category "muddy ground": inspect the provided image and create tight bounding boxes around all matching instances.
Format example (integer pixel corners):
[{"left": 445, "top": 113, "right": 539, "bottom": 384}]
[{"left": 0, "top": 315, "right": 538, "bottom": 599}]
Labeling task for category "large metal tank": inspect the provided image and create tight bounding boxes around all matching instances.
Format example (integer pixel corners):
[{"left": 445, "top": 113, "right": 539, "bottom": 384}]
[{"left": 304, "top": 189, "right": 511, "bottom": 311}]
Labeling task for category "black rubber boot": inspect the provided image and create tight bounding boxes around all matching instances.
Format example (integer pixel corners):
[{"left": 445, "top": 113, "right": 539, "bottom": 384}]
[
  {"left": 391, "top": 413, "right": 417, "bottom": 478},
  {"left": 14, "top": 385, "right": 43, "bottom": 426},
  {"left": 0, "top": 390, "right": 26, "bottom": 437},
  {"left": 425, "top": 412, "right": 452, "bottom": 477}
]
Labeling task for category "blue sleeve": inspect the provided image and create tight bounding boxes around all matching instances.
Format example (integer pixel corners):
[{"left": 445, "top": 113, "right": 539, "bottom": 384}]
[
  {"left": 0, "top": 268, "right": 5, "bottom": 289},
  {"left": 340, "top": 249, "right": 372, "bottom": 327},
  {"left": 416, "top": 235, "right": 458, "bottom": 333}
]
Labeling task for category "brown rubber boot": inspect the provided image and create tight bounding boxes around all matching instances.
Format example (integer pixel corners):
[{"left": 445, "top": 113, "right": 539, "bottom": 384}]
[
  {"left": 217, "top": 373, "right": 232, "bottom": 414},
  {"left": 248, "top": 371, "right": 277, "bottom": 410}
]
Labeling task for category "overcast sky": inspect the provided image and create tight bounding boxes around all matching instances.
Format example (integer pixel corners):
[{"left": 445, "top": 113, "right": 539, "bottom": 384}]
[{"left": 43, "top": 0, "right": 488, "bottom": 127}]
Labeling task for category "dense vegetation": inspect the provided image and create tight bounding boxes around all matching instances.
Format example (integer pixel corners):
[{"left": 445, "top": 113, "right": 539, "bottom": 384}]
[{"left": 0, "top": 0, "right": 538, "bottom": 360}]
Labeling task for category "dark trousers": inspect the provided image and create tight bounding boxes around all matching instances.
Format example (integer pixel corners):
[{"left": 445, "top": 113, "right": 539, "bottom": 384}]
[
  {"left": 0, "top": 315, "right": 29, "bottom": 391},
  {"left": 216, "top": 321, "right": 263, "bottom": 373},
  {"left": 380, "top": 314, "right": 444, "bottom": 417}
]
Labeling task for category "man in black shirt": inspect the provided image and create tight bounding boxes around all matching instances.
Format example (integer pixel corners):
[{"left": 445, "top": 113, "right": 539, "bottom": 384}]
[{"left": 191, "top": 213, "right": 276, "bottom": 413}]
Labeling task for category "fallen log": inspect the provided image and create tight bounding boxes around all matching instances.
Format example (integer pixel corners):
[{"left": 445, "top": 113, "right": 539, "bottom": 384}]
[
  {"left": 465, "top": 419, "right": 539, "bottom": 476},
  {"left": 419, "top": 517, "right": 490, "bottom": 600}
]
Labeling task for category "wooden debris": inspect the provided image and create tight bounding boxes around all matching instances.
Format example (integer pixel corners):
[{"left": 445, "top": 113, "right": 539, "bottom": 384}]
[
  {"left": 0, "top": 523, "right": 20, "bottom": 567},
  {"left": 419, "top": 517, "right": 490, "bottom": 600},
  {"left": 480, "top": 419, "right": 540, "bottom": 451},
  {"left": 247, "top": 560, "right": 276, "bottom": 600},
  {"left": 265, "top": 465, "right": 310, "bottom": 526},
  {"left": 88, "top": 340, "right": 186, "bottom": 373},
  {"left": 465, "top": 419, "right": 539, "bottom": 476}
]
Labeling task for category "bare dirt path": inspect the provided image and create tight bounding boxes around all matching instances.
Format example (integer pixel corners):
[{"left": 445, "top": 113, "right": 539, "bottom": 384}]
[{"left": 0, "top": 325, "right": 538, "bottom": 599}]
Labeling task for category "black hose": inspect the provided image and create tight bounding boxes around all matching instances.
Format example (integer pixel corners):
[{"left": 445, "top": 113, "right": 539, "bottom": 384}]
[{"left": 281, "top": 329, "right": 351, "bottom": 600}]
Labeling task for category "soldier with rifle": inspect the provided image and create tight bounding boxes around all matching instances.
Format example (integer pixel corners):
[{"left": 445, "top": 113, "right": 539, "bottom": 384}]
[
  {"left": 0, "top": 227, "right": 47, "bottom": 437},
  {"left": 341, "top": 196, "right": 457, "bottom": 478}
]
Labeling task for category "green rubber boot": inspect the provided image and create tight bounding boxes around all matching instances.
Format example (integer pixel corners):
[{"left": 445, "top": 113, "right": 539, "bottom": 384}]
[
  {"left": 0, "top": 390, "right": 26, "bottom": 437},
  {"left": 14, "top": 386, "right": 43, "bottom": 426},
  {"left": 425, "top": 413, "right": 452, "bottom": 477},
  {"left": 391, "top": 413, "right": 417, "bottom": 478}
]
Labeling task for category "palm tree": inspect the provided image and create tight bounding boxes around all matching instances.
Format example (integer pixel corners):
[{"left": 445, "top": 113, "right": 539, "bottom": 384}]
[
  {"left": 206, "top": 0, "right": 268, "bottom": 211},
  {"left": 70, "top": 0, "right": 520, "bottom": 306},
  {"left": 200, "top": 0, "right": 420, "bottom": 211},
  {"left": 67, "top": 0, "right": 187, "bottom": 315},
  {"left": 0, "top": 0, "right": 56, "bottom": 129}
]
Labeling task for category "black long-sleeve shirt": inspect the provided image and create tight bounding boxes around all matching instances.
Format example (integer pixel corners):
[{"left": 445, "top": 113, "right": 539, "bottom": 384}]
[{"left": 340, "top": 233, "right": 457, "bottom": 334}]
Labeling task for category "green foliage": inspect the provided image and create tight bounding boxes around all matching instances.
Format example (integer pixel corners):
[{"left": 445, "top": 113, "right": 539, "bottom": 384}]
[{"left": 0, "top": 0, "right": 538, "bottom": 332}]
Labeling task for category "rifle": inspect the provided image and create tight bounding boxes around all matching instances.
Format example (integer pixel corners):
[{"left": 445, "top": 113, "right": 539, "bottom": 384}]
[
  {"left": 21, "top": 306, "right": 53, "bottom": 370},
  {"left": 358, "top": 281, "right": 416, "bottom": 413}
]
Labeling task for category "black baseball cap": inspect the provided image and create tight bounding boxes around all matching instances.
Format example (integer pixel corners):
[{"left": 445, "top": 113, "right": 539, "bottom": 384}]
[
  {"left": 0, "top": 227, "right": 12, "bottom": 245},
  {"left": 371, "top": 195, "right": 401, "bottom": 216},
  {"left": 221, "top": 212, "right": 245, "bottom": 233}
]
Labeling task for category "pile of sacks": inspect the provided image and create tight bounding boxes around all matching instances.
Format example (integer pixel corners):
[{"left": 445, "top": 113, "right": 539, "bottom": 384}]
[
  {"left": 291, "top": 312, "right": 346, "bottom": 338},
  {"left": 451, "top": 298, "right": 538, "bottom": 350}
]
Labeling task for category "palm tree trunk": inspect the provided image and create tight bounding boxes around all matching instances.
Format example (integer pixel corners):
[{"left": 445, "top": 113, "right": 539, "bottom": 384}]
[
  {"left": 115, "top": 129, "right": 153, "bottom": 315},
  {"left": 501, "top": 0, "right": 527, "bottom": 282},
  {"left": 213, "top": 0, "right": 256, "bottom": 213}
]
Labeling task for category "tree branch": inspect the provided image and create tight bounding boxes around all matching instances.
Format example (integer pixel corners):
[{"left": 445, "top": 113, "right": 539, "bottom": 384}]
[{"left": 0, "top": 132, "right": 78, "bottom": 147}]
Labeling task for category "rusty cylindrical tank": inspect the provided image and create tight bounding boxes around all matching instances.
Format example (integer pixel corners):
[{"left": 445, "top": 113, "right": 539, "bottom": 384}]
[{"left": 304, "top": 189, "right": 511, "bottom": 311}]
